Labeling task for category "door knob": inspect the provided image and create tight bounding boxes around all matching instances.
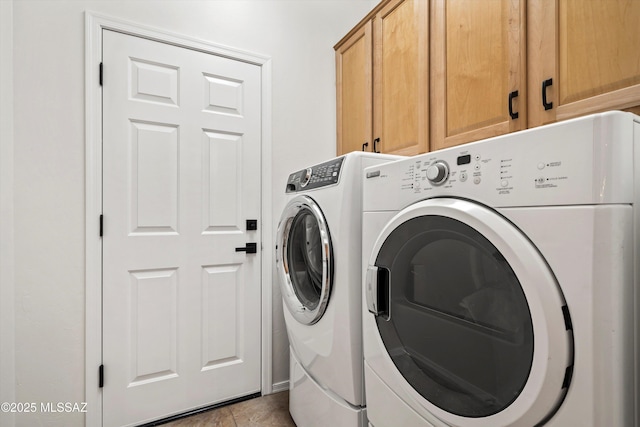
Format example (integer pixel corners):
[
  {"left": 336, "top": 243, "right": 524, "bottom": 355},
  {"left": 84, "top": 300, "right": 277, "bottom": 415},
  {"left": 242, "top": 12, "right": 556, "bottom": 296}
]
[{"left": 235, "top": 243, "right": 257, "bottom": 254}]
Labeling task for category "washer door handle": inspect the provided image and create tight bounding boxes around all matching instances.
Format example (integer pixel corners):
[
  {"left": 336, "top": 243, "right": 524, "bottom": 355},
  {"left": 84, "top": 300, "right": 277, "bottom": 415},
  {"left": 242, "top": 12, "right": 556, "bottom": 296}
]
[{"left": 366, "top": 265, "right": 390, "bottom": 319}]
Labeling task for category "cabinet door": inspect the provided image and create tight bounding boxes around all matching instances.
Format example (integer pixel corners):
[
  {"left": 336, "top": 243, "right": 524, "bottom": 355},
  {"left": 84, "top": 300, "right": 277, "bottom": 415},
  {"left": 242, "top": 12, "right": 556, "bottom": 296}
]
[
  {"left": 528, "top": 0, "right": 640, "bottom": 128},
  {"left": 431, "top": 0, "right": 526, "bottom": 150},
  {"left": 373, "top": 0, "right": 429, "bottom": 155},
  {"left": 336, "top": 21, "right": 373, "bottom": 155}
]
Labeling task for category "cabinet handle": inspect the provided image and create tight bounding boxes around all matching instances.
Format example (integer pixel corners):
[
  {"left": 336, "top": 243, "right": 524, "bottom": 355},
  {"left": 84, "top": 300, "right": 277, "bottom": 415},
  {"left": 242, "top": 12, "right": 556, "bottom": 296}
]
[
  {"left": 373, "top": 138, "right": 380, "bottom": 153},
  {"left": 508, "top": 90, "right": 519, "bottom": 120},
  {"left": 362, "top": 142, "right": 369, "bottom": 151},
  {"left": 542, "top": 78, "right": 553, "bottom": 110}
]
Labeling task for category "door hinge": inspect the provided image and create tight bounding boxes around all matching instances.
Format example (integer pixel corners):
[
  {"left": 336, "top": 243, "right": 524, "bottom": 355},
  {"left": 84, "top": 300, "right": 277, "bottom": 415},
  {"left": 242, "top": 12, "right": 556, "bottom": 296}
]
[
  {"left": 99, "top": 62, "right": 103, "bottom": 86},
  {"left": 99, "top": 364, "right": 104, "bottom": 388},
  {"left": 99, "top": 214, "right": 103, "bottom": 237}
]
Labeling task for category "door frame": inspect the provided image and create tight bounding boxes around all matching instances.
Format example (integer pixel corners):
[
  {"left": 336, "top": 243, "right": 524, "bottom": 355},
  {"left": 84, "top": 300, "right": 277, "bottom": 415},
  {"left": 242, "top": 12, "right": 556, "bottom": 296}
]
[{"left": 84, "top": 12, "right": 273, "bottom": 427}]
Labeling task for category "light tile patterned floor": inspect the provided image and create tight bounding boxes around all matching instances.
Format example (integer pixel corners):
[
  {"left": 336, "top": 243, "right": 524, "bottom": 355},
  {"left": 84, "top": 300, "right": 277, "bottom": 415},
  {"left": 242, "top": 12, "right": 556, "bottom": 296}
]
[{"left": 161, "top": 391, "right": 296, "bottom": 427}]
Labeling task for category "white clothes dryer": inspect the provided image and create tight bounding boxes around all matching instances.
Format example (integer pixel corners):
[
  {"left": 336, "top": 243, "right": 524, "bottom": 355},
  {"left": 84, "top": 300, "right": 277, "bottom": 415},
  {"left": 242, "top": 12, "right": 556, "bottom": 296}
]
[
  {"left": 361, "top": 111, "right": 639, "bottom": 427},
  {"left": 277, "top": 152, "right": 402, "bottom": 427}
]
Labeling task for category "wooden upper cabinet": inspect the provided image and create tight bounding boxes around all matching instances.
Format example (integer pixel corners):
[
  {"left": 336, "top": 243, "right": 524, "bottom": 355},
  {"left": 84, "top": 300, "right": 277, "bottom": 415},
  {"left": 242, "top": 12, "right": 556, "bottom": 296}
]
[
  {"left": 335, "top": 0, "right": 428, "bottom": 156},
  {"left": 373, "top": 0, "right": 429, "bottom": 155},
  {"left": 336, "top": 21, "right": 373, "bottom": 155},
  {"left": 337, "top": 0, "right": 640, "bottom": 156},
  {"left": 528, "top": 0, "right": 640, "bottom": 128},
  {"left": 431, "top": 0, "right": 527, "bottom": 151}
]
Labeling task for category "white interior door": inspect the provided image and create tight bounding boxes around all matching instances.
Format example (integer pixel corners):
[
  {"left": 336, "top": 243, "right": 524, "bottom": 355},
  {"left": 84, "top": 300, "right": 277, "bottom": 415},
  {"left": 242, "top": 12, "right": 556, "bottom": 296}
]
[{"left": 102, "top": 29, "right": 262, "bottom": 427}]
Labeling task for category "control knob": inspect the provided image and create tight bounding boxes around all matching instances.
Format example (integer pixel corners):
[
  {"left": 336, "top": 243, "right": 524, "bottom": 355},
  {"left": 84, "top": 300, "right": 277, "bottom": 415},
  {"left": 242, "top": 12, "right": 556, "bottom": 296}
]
[
  {"left": 426, "top": 161, "right": 449, "bottom": 185},
  {"left": 300, "top": 168, "right": 312, "bottom": 187}
]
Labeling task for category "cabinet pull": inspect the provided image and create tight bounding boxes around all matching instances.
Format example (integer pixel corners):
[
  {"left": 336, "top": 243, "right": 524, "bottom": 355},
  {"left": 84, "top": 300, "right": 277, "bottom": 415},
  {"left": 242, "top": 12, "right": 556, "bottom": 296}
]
[
  {"left": 362, "top": 142, "right": 369, "bottom": 151},
  {"left": 508, "top": 90, "right": 519, "bottom": 120},
  {"left": 542, "top": 78, "right": 553, "bottom": 110},
  {"left": 373, "top": 138, "right": 380, "bottom": 153}
]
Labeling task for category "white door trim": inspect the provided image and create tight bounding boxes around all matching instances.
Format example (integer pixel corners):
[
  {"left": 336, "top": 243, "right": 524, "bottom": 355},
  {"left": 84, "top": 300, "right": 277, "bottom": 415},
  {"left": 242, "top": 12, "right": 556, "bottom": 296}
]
[{"left": 84, "top": 12, "right": 273, "bottom": 427}]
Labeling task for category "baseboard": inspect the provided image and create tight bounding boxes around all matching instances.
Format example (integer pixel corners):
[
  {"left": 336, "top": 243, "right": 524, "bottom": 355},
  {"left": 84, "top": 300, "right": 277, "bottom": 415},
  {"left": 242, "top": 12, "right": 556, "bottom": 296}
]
[{"left": 271, "top": 380, "right": 290, "bottom": 394}]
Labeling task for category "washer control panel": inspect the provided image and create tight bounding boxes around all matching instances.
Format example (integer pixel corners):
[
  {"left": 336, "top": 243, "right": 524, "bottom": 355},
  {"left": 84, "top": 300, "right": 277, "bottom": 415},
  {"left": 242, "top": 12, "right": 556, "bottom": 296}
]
[{"left": 286, "top": 157, "right": 345, "bottom": 193}]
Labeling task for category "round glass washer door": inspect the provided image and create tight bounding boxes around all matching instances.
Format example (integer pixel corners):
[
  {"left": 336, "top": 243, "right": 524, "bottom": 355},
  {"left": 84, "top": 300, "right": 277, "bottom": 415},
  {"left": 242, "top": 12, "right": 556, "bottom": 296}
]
[
  {"left": 277, "top": 195, "right": 333, "bottom": 325},
  {"left": 366, "top": 198, "right": 573, "bottom": 427}
]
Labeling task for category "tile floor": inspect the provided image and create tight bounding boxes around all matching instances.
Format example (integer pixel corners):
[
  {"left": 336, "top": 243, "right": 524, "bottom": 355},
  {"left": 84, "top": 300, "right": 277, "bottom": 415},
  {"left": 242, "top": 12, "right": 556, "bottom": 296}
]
[{"left": 160, "top": 391, "right": 296, "bottom": 427}]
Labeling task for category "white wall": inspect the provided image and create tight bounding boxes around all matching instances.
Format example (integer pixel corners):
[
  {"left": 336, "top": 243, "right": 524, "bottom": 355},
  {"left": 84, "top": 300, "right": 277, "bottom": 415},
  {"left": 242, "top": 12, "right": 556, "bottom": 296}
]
[
  {"left": 1, "top": 1, "right": 16, "bottom": 427},
  {"left": 6, "top": 0, "right": 375, "bottom": 426}
]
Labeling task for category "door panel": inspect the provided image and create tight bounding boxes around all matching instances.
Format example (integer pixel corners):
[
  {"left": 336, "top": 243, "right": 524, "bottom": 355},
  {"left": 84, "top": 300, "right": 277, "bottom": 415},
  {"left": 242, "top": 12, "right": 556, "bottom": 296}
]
[
  {"left": 128, "top": 268, "right": 178, "bottom": 385},
  {"left": 201, "top": 264, "right": 242, "bottom": 367},
  {"left": 527, "top": 0, "right": 640, "bottom": 127},
  {"left": 374, "top": 0, "right": 429, "bottom": 155},
  {"left": 203, "top": 131, "right": 243, "bottom": 231},
  {"left": 558, "top": 0, "right": 640, "bottom": 104},
  {"left": 102, "top": 30, "right": 261, "bottom": 427},
  {"left": 431, "top": 0, "right": 525, "bottom": 149},
  {"left": 445, "top": 0, "right": 507, "bottom": 136},
  {"left": 130, "top": 121, "right": 179, "bottom": 233},
  {"left": 336, "top": 22, "right": 373, "bottom": 155}
]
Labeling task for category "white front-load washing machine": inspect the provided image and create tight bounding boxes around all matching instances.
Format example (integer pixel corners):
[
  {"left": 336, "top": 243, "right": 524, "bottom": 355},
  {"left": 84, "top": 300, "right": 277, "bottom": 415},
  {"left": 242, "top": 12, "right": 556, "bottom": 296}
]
[
  {"left": 277, "top": 151, "right": 402, "bottom": 427},
  {"left": 361, "top": 111, "right": 639, "bottom": 427}
]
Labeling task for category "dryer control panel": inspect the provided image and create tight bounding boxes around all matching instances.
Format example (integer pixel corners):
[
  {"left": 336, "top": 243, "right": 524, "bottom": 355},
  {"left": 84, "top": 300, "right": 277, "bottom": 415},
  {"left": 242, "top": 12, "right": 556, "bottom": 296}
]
[
  {"left": 363, "top": 111, "right": 638, "bottom": 210},
  {"left": 286, "top": 157, "right": 345, "bottom": 193}
]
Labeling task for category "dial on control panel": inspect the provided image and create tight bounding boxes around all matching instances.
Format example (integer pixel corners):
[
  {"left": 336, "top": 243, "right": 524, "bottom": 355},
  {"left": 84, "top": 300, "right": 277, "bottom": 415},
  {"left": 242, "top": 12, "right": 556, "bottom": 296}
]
[
  {"left": 300, "top": 168, "right": 312, "bottom": 187},
  {"left": 426, "top": 161, "right": 449, "bottom": 185}
]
